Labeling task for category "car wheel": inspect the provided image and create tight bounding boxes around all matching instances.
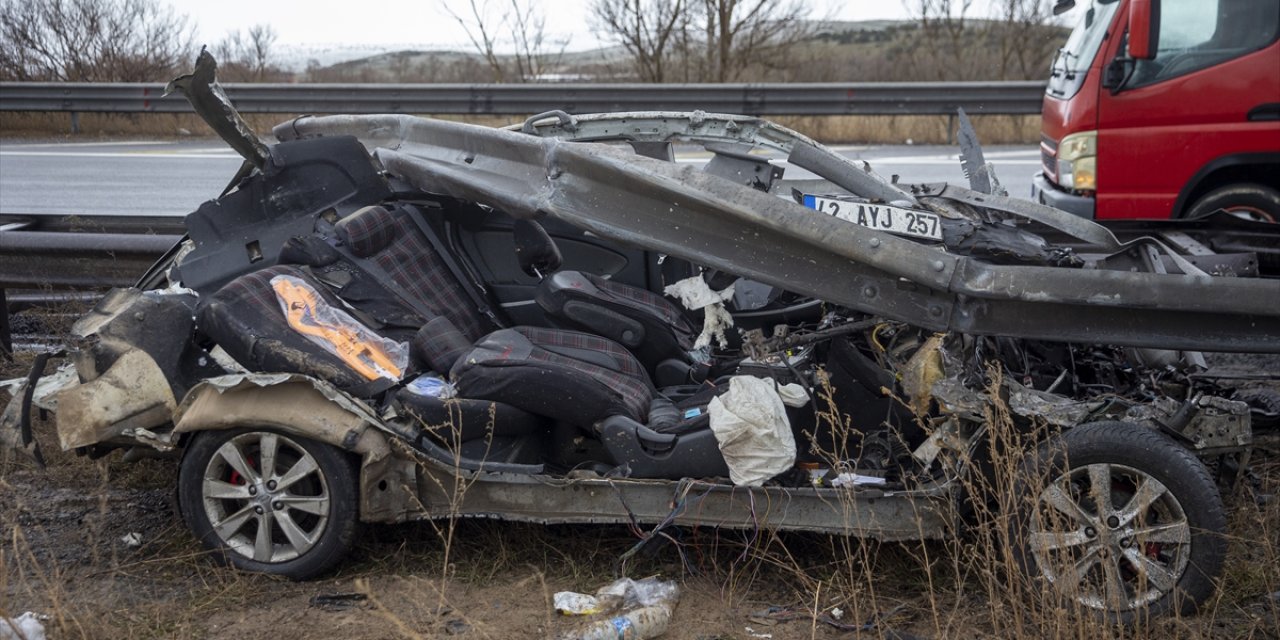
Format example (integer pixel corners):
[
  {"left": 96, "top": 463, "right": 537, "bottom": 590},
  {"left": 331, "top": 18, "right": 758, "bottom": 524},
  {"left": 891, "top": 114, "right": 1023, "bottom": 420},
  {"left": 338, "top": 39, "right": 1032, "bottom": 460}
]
[
  {"left": 1185, "top": 183, "right": 1280, "bottom": 223},
  {"left": 1234, "top": 387, "right": 1280, "bottom": 429},
  {"left": 1013, "top": 421, "right": 1226, "bottom": 623},
  {"left": 178, "top": 428, "right": 359, "bottom": 580}
]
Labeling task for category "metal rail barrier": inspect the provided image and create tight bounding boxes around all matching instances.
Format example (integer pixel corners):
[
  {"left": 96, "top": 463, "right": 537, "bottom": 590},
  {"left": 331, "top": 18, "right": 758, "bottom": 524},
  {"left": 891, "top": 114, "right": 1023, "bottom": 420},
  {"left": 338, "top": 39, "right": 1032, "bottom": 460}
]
[
  {"left": 0, "top": 81, "right": 1048, "bottom": 116},
  {"left": 3, "top": 210, "right": 1277, "bottom": 356},
  {"left": 0, "top": 214, "right": 182, "bottom": 354}
]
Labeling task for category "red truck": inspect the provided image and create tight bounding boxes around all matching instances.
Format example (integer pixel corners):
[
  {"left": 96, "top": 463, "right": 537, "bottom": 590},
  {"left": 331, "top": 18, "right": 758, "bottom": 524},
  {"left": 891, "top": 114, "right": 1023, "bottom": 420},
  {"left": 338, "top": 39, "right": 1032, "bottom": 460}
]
[{"left": 1032, "top": 0, "right": 1280, "bottom": 221}]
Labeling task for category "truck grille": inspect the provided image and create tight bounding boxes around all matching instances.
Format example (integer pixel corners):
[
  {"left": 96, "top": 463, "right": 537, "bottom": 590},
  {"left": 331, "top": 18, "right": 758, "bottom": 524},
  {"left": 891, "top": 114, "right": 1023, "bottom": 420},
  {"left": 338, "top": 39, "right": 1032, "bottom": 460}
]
[{"left": 1040, "top": 133, "right": 1058, "bottom": 181}]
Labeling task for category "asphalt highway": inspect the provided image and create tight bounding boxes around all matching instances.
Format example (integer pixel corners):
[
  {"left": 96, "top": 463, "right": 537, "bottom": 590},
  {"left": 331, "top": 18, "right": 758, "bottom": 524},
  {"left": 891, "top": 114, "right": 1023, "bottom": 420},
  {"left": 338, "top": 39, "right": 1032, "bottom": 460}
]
[{"left": 0, "top": 138, "right": 1040, "bottom": 217}]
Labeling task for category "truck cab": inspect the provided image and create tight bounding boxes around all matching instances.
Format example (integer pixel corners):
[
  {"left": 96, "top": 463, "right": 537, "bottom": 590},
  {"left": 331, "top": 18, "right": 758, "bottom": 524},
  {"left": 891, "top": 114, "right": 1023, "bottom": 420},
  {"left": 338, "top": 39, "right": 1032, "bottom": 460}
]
[{"left": 1032, "top": 0, "right": 1280, "bottom": 221}]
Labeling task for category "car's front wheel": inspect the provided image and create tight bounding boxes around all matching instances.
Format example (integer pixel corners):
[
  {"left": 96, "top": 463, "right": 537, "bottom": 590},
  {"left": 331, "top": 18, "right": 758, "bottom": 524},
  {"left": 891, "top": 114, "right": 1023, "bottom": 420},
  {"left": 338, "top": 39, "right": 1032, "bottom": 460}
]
[
  {"left": 1013, "top": 421, "right": 1226, "bottom": 623},
  {"left": 178, "top": 428, "right": 359, "bottom": 580}
]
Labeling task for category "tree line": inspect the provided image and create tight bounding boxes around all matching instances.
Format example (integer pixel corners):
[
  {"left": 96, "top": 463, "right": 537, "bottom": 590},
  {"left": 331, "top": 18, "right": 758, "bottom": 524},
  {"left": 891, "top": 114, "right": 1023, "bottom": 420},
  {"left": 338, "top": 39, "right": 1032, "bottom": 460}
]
[{"left": 0, "top": 0, "right": 1067, "bottom": 84}]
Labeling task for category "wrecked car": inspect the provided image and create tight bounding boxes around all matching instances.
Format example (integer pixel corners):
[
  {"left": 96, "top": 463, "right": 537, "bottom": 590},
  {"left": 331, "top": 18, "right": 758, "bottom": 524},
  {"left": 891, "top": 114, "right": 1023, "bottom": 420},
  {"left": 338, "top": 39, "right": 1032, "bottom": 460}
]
[{"left": 5, "top": 53, "right": 1280, "bottom": 623}]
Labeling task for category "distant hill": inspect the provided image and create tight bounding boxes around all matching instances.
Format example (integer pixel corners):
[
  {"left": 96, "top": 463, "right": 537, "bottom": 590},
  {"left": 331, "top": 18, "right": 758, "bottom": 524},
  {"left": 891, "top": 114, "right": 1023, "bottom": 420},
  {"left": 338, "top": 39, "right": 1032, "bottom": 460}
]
[{"left": 292, "top": 19, "right": 1068, "bottom": 83}]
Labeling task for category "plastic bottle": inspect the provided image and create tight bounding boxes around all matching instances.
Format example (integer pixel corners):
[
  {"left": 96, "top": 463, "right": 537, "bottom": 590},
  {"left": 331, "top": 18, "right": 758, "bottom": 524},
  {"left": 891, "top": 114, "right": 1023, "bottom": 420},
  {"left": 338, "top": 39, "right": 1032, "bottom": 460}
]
[{"left": 559, "top": 603, "right": 672, "bottom": 640}]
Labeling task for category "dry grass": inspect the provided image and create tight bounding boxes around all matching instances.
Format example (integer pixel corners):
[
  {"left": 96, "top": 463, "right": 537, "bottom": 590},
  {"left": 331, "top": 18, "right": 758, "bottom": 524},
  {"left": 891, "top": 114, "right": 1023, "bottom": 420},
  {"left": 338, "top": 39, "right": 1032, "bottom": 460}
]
[
  {"left": 2, "top": 356, "right": 1276, "bottom": 638},
  {"left": 0, "top": 111, "right": 1039, "bottom": 145}
]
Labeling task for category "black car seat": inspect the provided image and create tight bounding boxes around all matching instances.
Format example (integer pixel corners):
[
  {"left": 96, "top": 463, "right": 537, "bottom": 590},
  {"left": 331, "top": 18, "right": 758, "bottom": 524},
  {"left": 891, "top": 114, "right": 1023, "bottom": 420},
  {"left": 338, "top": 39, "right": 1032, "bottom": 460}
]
[{"left": 510, "top": 219, "right": 705, "bottom": 387}]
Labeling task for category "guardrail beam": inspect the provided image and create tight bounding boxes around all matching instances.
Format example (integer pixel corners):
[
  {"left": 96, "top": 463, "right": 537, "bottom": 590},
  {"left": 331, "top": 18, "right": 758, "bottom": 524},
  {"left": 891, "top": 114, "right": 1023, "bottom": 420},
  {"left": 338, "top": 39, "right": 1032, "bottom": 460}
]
[{"left": 0, "top": 81, "right": 1048, "bottom": 117}]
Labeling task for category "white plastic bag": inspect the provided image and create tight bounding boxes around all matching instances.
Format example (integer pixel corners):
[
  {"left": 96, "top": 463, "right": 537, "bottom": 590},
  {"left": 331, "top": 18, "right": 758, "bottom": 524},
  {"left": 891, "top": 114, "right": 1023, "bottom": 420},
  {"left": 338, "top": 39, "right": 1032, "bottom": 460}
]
[
  {"left": 663, "top": 276, "right": 735, "bottom": 349},
  {"left": 708, "top": 376, "right": 808, "bottom": 486},
  {"left": 1, "top": 612, "right": 46, "bottom": 640}
]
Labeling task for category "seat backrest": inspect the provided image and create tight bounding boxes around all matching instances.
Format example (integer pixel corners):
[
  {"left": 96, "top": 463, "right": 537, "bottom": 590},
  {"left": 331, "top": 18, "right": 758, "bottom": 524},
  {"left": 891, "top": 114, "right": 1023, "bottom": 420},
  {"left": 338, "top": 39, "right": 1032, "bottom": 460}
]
[
  {"left": 536, "top": 270, "right": 698, "bottom": 376},
  {"left": 334, "top": 205, "right": 492, "bottom": 343},
  {"left": 197, "top": 264, "right": 393, "bottom": 394}
]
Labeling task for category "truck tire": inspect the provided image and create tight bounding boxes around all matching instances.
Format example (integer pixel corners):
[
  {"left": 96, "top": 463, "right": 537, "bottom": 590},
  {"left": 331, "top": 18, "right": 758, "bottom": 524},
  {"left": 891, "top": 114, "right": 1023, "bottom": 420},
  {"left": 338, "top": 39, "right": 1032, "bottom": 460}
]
[
  {"left": 178, "top": 428, "right": 360, "bottom": 580},
  {"left": 1012, "top": 421, "right": 1226, "bottom": 624},
  {"left": 1185, "top": 183, "right": 1280, "bottom": 222}
]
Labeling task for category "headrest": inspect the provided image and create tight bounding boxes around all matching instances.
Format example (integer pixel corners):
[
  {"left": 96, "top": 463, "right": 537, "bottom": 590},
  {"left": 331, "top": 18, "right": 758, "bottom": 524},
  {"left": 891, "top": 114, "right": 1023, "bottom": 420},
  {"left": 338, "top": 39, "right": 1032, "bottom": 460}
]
[
  {"left": 412, "top": 316, "right": 473, "bottom": 374},
  {"left": 512, "top": 219, "right": 563, "bottom": 277},
  {"left": 335, "top": 205, "right": 400, "bottom": 257}
]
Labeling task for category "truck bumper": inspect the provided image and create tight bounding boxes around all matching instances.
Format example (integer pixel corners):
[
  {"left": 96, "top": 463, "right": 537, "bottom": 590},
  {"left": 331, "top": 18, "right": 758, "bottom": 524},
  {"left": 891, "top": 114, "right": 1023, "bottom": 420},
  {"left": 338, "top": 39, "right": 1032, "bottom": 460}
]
[{"left": 1031, "top": 172, "right": 1095, "bottom": 219}]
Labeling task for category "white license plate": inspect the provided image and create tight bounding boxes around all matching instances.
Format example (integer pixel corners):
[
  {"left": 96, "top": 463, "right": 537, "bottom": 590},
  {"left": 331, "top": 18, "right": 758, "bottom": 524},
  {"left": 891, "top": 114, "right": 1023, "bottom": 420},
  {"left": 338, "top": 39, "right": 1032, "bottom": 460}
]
[{"left": 802, "top": 195, "right": 943, "bottom": 241}]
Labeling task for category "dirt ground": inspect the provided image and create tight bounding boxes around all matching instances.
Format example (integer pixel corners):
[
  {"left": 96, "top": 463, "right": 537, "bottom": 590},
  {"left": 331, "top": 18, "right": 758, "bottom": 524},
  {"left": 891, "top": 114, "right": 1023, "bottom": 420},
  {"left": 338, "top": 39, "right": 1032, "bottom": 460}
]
[{"left": 2, "top": 350, "right": 1279, "bottom": 639}]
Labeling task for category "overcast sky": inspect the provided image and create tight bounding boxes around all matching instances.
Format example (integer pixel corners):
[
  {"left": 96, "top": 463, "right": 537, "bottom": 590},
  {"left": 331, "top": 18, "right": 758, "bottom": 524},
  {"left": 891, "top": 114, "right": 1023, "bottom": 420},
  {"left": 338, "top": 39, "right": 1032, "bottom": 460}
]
[{"left": 166, "top": 0, "right": 1078, "bottom": 52}]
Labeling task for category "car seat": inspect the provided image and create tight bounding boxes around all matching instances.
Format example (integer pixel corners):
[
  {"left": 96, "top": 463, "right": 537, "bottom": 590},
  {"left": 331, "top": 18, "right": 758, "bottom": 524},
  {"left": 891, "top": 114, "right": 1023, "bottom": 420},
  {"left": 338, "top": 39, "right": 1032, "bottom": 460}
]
[
  {"left": 510, "top": 219, "right": 706, "bottom": 387},
  {"left": 197, "top": 222, "right": 730, "bottom": 479}
]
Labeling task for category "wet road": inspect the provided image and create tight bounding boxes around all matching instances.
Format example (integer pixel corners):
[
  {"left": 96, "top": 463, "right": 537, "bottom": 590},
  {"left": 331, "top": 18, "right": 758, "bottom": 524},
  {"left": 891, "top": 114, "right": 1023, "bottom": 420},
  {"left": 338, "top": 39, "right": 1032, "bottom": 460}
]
[{"left": 0, "top": 138, "right": 1040, "bottom": 217}]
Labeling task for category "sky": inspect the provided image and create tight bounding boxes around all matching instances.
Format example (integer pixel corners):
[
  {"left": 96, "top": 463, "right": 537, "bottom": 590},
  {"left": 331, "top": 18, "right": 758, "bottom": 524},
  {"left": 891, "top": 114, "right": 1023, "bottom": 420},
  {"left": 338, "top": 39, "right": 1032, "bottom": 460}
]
[{"left": 165, "top": 0, "right": 1080, "bottom": 52}]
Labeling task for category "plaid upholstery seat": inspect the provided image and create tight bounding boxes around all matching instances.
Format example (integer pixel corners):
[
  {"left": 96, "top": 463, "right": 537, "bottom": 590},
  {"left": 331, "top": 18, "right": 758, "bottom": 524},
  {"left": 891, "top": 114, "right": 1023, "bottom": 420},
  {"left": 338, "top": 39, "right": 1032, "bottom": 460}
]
[
  {"left": 582, "top": 272, "right": 689, "bottom": 330},
  {"left": 451, "top": 327, "right": 654, "bottom": 426},
  {"left": 536, "top": 270, "right": 698, "bottom": 376},
  {"left": 334, "top": 205, "right": 489, "bottom": 342},
  {"left": 197, "top": 265, "right": 377, "bottom": 392}
]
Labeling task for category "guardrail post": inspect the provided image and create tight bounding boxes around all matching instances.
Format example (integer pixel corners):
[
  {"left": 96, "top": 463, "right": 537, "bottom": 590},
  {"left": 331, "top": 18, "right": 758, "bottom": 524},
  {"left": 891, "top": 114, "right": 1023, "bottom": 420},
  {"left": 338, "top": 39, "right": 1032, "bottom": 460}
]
[
  {"left": 69, "top": 111, "right": 80, "bottom": 135},
  {"left": 0, "top": 288, "right": 12, "bottom": 360}
]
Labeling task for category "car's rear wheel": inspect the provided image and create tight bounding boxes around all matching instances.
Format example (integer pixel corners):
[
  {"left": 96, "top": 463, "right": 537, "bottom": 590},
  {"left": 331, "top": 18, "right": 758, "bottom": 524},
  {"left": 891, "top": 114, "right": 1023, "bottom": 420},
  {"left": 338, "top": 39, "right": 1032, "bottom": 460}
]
[
  {"left": 178, "top": 428, "right": 359, "bottom": 580},
  {"left": 1013, "top": 421, "right": 1226, "bottom": 623}
]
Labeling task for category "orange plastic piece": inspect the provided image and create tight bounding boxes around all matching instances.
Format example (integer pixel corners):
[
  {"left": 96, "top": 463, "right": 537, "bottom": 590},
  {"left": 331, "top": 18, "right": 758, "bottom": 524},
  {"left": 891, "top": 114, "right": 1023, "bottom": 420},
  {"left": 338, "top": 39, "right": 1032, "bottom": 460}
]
[{"left": 271, "top": 276, "right": 403, "bottom": 381}]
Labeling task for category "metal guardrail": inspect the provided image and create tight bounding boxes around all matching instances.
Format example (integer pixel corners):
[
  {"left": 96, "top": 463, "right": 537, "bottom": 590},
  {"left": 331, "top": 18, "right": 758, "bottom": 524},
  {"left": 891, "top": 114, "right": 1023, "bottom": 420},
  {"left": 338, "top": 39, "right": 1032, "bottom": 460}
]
[
  {"left": 0, "top": 213, "right": 182, "bottom": 355},
  {"left": 0, "top": 214, "right": 180, "bottom": 291},
  {"left": 0, "top": 81, "right": 1048, "bottom": 116}
]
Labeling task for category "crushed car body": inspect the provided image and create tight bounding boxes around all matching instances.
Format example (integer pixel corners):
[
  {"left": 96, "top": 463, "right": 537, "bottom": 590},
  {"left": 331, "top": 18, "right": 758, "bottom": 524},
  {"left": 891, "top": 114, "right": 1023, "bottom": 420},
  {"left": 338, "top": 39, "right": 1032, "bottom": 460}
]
[{"left": 4, "top": 52, "right": 1279, "bottom": 622}]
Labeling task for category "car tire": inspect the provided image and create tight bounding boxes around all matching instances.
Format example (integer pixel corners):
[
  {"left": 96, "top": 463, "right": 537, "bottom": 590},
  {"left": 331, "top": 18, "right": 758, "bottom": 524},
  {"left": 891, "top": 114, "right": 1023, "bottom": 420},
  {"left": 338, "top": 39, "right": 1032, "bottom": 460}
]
[
  {"left": 178, "top": 428, "right": 359, "bottom": 580},
  {"left": 1185, "top": 183, "right": 1280, "bottom": 222},
  {"left": 1234, "top": 387, "right": 1280, "bottom": 429},
  {"left": 1012, "top": 421, "right": 1226, "bottom": 624}
]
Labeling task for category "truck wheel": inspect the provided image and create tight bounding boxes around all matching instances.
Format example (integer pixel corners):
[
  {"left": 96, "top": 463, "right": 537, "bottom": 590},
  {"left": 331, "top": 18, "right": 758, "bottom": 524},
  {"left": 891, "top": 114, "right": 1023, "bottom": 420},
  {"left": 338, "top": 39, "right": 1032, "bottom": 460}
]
[
  {"left": 178, "top": 428, "right": 359, "bottom": 580},
  {"left": 1012, "top": 421, "right": 1226, "bottom": 623},
  {"left": 1185, "top": 183, "right": 1280, "bottom": 222}
]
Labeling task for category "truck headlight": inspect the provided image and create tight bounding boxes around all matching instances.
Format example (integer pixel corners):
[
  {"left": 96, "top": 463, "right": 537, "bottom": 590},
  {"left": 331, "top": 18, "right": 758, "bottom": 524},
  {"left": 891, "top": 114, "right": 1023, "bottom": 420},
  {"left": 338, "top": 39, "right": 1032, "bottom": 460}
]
[{"left": 1056, "top": 131, "right": 1097, "bottom": 191}]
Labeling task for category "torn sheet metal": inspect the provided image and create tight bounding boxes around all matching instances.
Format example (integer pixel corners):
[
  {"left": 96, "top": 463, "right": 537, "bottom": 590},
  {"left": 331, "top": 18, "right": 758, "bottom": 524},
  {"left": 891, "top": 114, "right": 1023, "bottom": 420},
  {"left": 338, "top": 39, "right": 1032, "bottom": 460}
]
[
  {"left": 1005, "top": 379, "right": 1102, "bottom": 427},
  {"left": 165, "top": 48, "right": 269, "bottom": 169},
  {"left": 275, "top": 114, "right": 1280, "bottom": 353},
  {"left": 0, "top": 389, "right": 41, "bottom": 463},
  {"left": 0, "top": 364, "right": 76, "bottom": 412},
  {"left": 55, "top": 350, "right": 177, "bottom": 450},
  {"left": 955, "top": 108, "right": 1005, "bottom": 197},
  {"left": 900, "top": 335, "right": 946, "bottom": 417},
  {"left": 173, "top": 372, "right": 383, "bottom": 428}
]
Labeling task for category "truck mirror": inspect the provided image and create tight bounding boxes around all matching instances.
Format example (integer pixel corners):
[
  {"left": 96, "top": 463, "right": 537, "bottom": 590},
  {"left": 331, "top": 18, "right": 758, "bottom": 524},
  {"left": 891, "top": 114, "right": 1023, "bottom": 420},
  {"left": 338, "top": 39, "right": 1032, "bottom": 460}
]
[
  {"left": 1128, "top": 0, "right": 1159, "bottom": 60},
  {"left": 1052, "top": 0, "right": 1076, "bottom": 16}
]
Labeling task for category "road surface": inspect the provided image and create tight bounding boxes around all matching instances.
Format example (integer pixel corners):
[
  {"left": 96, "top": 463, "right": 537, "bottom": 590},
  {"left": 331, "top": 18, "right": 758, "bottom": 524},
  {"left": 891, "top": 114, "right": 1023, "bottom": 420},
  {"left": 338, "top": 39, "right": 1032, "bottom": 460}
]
[{"left": 0, "top": 138, "right": 1040, "bottom": 217}]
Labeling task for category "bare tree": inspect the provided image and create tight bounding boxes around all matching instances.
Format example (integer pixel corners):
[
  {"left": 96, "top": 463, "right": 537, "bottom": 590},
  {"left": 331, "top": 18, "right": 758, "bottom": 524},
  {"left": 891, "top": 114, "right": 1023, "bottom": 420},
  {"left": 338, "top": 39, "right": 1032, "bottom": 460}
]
[
  {"left": 441, "top": 0, "right": 565, "bottom": 82},
  {"left": 214, "top": 24, "right": 280, "bottom": 81},
  {"left": 988, "top": 0, "right": 1063, "bottom": 80},
  {"left": 902, "top": 0, "right": 978, "bottom": 80},
  {"left": 0, "top": 0, "right": 194, "bottom": 82},
  {"left": 696, "top": 0, "right": 813, "bottom": 82},
  {"left": 589, "top": 0, "right": 688, "bottom": 82},
  {"left": 590, "top": 0, "right": 812, "bottom": 82}
]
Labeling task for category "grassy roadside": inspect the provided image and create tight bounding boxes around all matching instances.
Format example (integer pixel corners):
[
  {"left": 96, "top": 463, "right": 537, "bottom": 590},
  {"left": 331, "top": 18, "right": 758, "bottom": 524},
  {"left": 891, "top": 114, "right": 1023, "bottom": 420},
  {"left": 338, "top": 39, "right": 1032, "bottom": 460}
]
[{"left": 3, "top": 345, "right": 1276, "bottom": 639}]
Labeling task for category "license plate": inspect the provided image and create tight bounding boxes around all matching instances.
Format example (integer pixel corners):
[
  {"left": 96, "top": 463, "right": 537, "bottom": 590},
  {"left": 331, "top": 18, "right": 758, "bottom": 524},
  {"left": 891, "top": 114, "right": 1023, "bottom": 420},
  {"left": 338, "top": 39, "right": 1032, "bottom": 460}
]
[{"left": 802, "top": 195, "right": 943, "bottom": 241}]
